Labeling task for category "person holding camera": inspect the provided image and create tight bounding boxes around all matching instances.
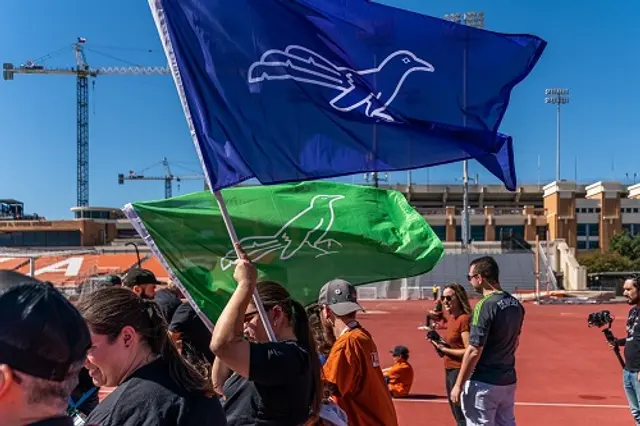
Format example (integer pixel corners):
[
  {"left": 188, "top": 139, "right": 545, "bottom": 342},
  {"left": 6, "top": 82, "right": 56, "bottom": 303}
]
[
  {"left": 610, "top": 277, "right": 640, "bottom": 423},
  {"left": 428, "top": 283, "right": 471, "bottom": 426}
]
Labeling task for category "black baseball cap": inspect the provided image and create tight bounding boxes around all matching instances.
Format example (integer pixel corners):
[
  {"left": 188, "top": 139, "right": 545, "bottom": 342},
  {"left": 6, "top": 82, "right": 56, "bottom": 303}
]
[
  {"left": 0, "top": 270, "right": 41, "bottom": 290},
  {"left": 391, "top": 345, "right": 409, "bottom": 357},
  {"left": 123, "top": 268, "right": 160, "bottom": 288},
  {"left": 0, "top": 272, "right": 91, "bottom": 382}
]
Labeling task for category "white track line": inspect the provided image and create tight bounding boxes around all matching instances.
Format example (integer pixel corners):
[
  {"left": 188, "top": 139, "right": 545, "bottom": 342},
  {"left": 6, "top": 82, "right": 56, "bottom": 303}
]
[{"left": 395, "top": 399, "right": 628, "bottom": 409}]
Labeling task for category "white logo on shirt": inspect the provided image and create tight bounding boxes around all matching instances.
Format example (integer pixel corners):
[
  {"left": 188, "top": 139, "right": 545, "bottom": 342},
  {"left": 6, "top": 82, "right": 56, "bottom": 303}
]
[{"left": 371, "top": 352, "right": 380, "bottom": 368}]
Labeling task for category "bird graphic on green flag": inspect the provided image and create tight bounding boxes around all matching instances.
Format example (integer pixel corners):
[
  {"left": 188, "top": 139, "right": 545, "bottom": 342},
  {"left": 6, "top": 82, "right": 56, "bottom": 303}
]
[{"left": 123, "top": 181, "right": 444, "bottom": 323}]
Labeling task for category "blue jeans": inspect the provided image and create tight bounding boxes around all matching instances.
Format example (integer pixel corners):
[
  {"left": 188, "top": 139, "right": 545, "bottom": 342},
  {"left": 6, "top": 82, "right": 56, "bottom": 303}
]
[{"left": 623, "top": 369, "right": 640, "bottom": 424}]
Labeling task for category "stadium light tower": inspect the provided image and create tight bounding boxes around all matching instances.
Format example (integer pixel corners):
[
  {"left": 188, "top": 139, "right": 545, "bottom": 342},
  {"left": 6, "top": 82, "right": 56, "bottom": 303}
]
[
  {"left": 443, "top": 11, "right": 485, "bottom": 247},
  {"left": 545, "top": 88, "right": 569, "bottom": 182}
]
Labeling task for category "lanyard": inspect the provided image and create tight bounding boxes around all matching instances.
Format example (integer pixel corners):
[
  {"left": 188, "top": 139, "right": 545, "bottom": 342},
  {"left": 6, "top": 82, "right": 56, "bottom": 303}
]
[{"left": 68, "top": 386, "right": 97, "bottom": 411}]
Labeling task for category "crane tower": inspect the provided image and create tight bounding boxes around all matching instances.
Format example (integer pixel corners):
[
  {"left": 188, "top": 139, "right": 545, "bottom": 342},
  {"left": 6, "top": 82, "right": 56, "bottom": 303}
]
[{"left": 3, "top": 37, "right": 171, "bottom": 207}]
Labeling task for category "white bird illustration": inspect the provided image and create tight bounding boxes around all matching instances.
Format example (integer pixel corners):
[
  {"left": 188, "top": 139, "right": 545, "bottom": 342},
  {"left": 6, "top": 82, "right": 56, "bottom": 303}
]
[
  {"left": 247, "top": 45, "right": 435, "bottom": 122},
  {"left": 219, "top": 194, "right": 345, "bottom": 271}
]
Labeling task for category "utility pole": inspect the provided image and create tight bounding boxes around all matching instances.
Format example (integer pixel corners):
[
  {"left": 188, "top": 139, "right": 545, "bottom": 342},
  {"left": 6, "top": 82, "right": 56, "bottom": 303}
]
[
  {"left": 544, "top": 88, "right": 569, "bottom": 182},
  {"left": 443, "top": 11, "right": 485, "bottom": 247},
  {"left": 365, "top": 171, "right": 388, "bottom": 188}
]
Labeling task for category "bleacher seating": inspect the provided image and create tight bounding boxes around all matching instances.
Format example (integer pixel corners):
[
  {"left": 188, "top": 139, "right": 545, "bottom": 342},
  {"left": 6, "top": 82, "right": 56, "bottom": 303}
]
[{"left": 357, "top": 251, "right": 537, "bottom": 300}]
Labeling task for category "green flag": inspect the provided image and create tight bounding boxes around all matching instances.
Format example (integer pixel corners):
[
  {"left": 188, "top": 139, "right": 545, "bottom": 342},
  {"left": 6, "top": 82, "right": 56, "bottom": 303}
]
[{"left": 124, "top": 181, "right": 443, "bottom": 323}]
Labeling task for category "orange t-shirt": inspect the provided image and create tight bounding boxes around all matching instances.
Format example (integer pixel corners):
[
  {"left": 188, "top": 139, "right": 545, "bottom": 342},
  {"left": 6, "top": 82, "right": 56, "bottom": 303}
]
[
  {"left": 322, "top": 324, "right": 398, "bottom": 426},
  {"left": 443, "top": 313, "right": 470, "bottom": 370},
  {"left": 386, "top": 359, "right": 414, "bottom": 398}
]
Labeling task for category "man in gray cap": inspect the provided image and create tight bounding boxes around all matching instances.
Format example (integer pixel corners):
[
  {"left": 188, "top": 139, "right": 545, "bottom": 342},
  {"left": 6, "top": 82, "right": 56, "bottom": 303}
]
[
  {"left": 0, "top": 271, "right": 91, "bottom": 426},
  {"left": 318, "top": 279, "right": 398, "bottom": 426}
]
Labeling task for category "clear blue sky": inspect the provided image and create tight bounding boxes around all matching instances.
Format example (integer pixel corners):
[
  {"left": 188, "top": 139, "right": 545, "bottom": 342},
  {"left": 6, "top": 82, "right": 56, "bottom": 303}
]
[{"left": 1, "top": 0, "right": 638, "bottom": 219}]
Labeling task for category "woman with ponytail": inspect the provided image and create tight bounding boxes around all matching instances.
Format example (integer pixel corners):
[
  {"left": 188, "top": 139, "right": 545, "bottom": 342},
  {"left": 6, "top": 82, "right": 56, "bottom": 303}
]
[
  {"left": 211, "top": 244, "right": 322, "bottom": 425},
  {"left": 77, "top": 287, "right": 227, "bottom": 425}
]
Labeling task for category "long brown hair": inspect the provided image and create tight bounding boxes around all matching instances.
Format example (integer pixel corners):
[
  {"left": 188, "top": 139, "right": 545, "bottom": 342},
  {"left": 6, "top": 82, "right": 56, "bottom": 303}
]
[
  {"left": 305, "top": 303, "right": 334, "bottom": 357},
  {"left": 77, "top": 287, "right": 212, "bottom": 394},
  {"left": 444, "top": 283, "right": 472, "bottom": 316},
  {"left": 256, "top": 281, "right": 322, "bottom": 423}
]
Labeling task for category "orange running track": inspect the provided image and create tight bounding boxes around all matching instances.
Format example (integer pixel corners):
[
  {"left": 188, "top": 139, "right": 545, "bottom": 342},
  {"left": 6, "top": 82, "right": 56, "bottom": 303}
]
[{"left": 360, "top": 300, "right": 634, "bottom": 426}]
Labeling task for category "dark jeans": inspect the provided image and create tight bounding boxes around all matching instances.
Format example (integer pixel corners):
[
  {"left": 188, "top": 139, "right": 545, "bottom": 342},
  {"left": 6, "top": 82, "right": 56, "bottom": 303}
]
[{"left": 445, "top": 368, "right": 466, "bottom": 426}]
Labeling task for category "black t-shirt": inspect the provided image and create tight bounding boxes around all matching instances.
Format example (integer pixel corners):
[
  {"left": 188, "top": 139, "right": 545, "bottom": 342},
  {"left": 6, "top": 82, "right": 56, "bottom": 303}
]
[
  {"left": 155, "top": 288, "right": 182, "bottom": 323},
  {"left": 624, "top": 307, "right": 640, "bottom": 372},
  {"left": 469, "top": 291, "right": 525, "bottom": 386},
  {"left": 169, "top": 303, "right": 214, "bottom": 363},
  {"left": 222, "top": 340, "right": 314, "bottom": 426},
  {"left": 85, "top": 359, "right": 227, "bottom": 426}
]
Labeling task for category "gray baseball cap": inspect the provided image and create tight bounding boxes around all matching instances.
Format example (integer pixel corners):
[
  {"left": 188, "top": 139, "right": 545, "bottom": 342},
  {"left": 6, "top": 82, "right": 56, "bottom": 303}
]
[{"left": 318, "top": 279, "right": 363, "bottom": 316}]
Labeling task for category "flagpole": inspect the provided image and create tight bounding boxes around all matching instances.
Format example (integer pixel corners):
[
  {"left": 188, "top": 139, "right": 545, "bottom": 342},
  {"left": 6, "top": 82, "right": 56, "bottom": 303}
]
[
  {"left": 148, "top": 0, "right": 277, "bottom": 343},
  {"left": 213, "top": 190, "right": 278, "bottom": 342}
]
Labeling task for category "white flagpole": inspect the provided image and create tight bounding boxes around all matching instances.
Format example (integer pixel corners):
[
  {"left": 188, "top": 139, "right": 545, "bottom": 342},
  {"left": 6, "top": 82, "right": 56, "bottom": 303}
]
[
  {"left": 149, "top": 0, "right": 277, "bottom": 343},
  {"left": 213, "top": 191, "right": 277, "bottom": 342}
]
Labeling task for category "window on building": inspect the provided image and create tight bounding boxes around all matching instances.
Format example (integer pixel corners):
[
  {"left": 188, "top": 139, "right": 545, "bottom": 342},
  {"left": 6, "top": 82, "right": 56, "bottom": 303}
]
[
  {"left": 536, "top": 226, "right": 548, "bottom": 239},
  {"left": 496, "top": 226, "right": 525, "bottom": 240},
  {"left": 431, "top": 226, "right": 446, "bottom": 241},
  {"left": 470, "top": 226, "right": 485, "bottom": 242},
  {"left": 577, "top": 224, "right": 587, "bottom": 236},
  {"left": 0, "top": 231, "right": 82, "bottom": 247}
]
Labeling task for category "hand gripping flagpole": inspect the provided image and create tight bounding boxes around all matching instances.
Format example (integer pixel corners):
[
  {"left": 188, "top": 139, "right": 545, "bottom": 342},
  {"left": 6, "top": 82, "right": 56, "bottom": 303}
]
[
  {"left": 147, "top": 0, "right": 277, "bottom": 344},
  {"left": 212, "top": 190, "right": 278, "bottom": 343}
]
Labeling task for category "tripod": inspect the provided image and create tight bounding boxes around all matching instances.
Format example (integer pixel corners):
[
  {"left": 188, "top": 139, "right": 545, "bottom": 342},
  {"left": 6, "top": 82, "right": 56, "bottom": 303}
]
[{"left": 603, "top": 326, "right": 626, "bottom": 369}]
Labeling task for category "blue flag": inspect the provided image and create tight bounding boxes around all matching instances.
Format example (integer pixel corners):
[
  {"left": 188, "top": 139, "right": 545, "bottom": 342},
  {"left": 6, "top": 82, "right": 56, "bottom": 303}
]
[{"left": 149, "top": 0, "right": 546, "bottom": 191}]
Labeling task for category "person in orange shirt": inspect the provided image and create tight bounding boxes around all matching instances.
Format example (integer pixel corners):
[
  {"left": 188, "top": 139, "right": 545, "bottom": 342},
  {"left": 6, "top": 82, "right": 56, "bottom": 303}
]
[
  {"left": 382, "top": 345, "right": 414, "bottom": 398},
  {"left": 319, "top": 279, "right": 399, "bottom": 426}
]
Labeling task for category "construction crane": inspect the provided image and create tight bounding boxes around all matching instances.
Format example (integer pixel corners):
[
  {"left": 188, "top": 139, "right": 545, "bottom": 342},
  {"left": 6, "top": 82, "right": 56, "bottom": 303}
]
[
  {"left": 2, "top": 37, "right": 171, "bottom": 207},
  {"left": 118, "top": 157, "right": 204, "bottom": 199}
]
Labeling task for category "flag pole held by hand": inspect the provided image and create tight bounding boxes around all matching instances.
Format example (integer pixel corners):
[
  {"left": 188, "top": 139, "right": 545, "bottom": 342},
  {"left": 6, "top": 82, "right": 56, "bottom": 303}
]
[{"left": 213, "top": 190, "right": 277, "bottom": 343}]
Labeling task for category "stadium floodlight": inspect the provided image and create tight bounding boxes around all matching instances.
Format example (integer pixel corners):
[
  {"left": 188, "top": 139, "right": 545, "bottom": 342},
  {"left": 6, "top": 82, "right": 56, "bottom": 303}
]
[
  {"left": 443, "top": 11, "right": 485, "bottom": 248},
  {"left": 545, "top": 88, "right": 570, "bottom": 182},
  {"left": 443, "top": 11, "right": 485, "bottom": 28}
]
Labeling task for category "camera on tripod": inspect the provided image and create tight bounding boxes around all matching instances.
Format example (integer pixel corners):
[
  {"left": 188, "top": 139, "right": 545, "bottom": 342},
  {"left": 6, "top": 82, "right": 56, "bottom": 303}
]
[
  {"left": 588, "top": 310, "right": 614, "bottom": 329},
  {"left": 588, "top": 310, "right": 625, "bottom": 368}
]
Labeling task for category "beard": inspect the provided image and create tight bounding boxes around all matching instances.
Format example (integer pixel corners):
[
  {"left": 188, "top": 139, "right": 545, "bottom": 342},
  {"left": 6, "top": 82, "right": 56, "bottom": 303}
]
[{"left": 627, "top": 295, "right": 639, "bottom": 305}]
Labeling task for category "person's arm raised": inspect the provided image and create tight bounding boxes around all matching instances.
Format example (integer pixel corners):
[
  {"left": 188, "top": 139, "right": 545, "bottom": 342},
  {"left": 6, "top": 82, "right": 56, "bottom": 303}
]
[
  {"left": 211, "top": 356, "right": 233, "bottom": 396},
  {"left": 209, "top": 243, "right": 257, "bottom": 378}
]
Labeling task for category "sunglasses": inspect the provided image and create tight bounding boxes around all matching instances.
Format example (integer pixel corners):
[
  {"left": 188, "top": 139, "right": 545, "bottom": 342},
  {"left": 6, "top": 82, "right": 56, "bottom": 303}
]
[
  {"left": 441, "top": 295, "right": 454, "bottom": 301},
  {"left": 467, "top": 274, "right": 479, "bottom": 281},
  {"left": 244, "top": 305, "right": 276, "bottom": 323}
]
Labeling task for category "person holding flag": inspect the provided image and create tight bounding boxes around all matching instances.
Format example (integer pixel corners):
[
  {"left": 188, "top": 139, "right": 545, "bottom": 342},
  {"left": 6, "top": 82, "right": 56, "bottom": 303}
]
[{"left": 210, "top": 244, "right": 323, "bottom": 425}]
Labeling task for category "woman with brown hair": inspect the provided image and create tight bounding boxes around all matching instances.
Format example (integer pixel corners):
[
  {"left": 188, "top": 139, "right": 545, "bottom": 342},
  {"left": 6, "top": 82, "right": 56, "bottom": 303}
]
[
  {"left": 210, "top": 244, "right": 322, "bottom": 425},
  {"left": 427, "top": 283, "right": 472, "bottom": 426},
  {"left": 77, "top": 287, "right": 227, "bottom": 425}
]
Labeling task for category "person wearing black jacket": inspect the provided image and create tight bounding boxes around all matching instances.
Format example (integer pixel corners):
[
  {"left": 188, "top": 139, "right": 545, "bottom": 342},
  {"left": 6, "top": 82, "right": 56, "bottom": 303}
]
[{"left": 611, "top": 277, "right": 640, "bottom": 424}]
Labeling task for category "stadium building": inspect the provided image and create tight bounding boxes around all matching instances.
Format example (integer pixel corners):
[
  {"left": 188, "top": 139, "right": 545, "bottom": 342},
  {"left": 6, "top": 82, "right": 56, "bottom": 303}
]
[{"left": 3, "top": 179, "right": 640, "bottom": 298}]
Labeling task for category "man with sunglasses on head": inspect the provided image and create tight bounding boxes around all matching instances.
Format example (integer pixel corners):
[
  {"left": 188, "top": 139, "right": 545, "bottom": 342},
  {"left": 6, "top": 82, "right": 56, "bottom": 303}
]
[{"left": 450, "top": 256, "right": 525, "bottom": 426}]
